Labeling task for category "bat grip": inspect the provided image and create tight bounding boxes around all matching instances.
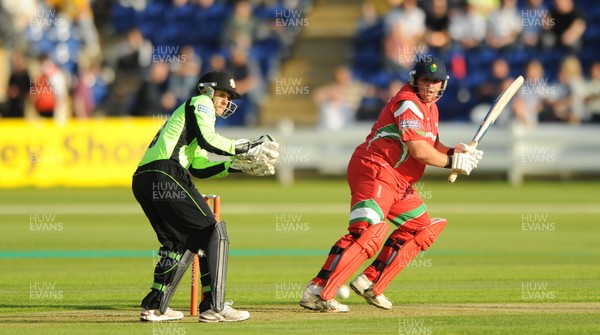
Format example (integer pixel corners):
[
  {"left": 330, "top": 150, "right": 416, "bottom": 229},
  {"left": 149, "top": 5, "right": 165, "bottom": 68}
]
[{"left": 447, "top": 141, "right": 478, "bottom": 183}]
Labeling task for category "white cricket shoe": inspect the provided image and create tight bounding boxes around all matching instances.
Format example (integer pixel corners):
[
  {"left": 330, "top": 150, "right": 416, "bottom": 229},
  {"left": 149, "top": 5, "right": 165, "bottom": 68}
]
[
  {"left": 299, "top": 282, "right": 349, "bottom": 312},
  {"left": 199, "top": 300, "right": 250, "bottom": 323},
  {"left": 140, "top": 307, "right": 184, "bottom": 322},
  {"left": 350, "top": 274, "right": 393, "bottom": 310}
]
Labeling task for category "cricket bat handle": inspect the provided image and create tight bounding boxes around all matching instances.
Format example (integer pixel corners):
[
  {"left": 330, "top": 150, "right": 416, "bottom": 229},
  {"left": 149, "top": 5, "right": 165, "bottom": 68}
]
[{"left": 448, "top": 140, "right": 478, "bottom": 183}]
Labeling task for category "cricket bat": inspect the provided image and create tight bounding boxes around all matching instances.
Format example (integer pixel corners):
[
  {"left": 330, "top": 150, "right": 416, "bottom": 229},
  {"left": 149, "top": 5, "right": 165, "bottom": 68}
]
[{"left": 448, "top": 75, "right": 524, "bottom": 183}]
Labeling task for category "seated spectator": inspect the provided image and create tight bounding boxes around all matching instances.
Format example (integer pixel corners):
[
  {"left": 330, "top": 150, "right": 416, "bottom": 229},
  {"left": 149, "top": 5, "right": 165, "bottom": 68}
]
[
  {"left": 512, "top": 59, "right": 552, "bottom": 128},
  {"left": 314, "top": 66, "right": 365, "bottom": 131},
  {"left": 584, "top": 61, "right": 600, "bottom": 123},
  {"left": 169, "top": 45, "right": 202, "bottom": 106},
  {"left": 543, "top": 0, "right": 586, "bottom": 52},
  {"left": 485, "top": 0, "right": 522, "bottom": 51},
  {"left": 383, "top": 0, "right": 425, "bottom": 45},
  {"left": 356, "top": 79, "right": 403, "bottom": 121},
  {"left": 519, "top": 0, "right": 548, "bottom": 50},
  {"left": 383, "top": 22, "right": 415, "bottom": 80},
  {"left": 32, "top": 54, "right": 69, "bottom": 124},
  {"left": 222, "top": 0, "right": 256, "bottom": 51},
  {"left": 223, "top": 46, "right": 264, "bottom": 126},
  {"left": 449, "top": 0, "right": 487, "bottom": 51},
  {"left": 544, "top": 55, "right": 586, "bottom": 123},
  {"left": 423, "top": 0, "right": 450, "bottom": 51},
  {"left": 130, "top": 61, "right": 176, "bottom": 117},
  {"left": 356, "top": 0, "right": 380, "bottom": 35},
  {"left": 476, "top": 57, "right": 513, "bottom": 104},
  {"left": 2, "top": 51, "right": 30, "bottom": 118},
  {"left": 72, "top": 57, "right": 109, "bottom": 118}
]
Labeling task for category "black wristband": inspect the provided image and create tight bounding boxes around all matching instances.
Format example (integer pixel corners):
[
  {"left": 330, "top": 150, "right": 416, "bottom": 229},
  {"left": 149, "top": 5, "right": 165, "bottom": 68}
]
[
  {"left": 444, "top": 155, "right": 452, "bottom": 169},
  {"left": 447, "top": 148, "right": 455, "bottom": 156}
]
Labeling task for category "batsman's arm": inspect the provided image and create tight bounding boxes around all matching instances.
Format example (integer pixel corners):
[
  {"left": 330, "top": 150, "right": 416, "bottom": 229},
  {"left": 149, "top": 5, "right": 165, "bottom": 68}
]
[{"left": 405, "top": 140, "right": 453, "bottom": 168}]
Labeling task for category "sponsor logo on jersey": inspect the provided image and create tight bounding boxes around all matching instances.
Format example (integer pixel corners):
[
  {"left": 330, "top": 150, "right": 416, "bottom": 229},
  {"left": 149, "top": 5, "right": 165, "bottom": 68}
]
[
  {"left": 399, "top": 119, "right": 420, "bottom": 129},
  {"left": 197, "top": 104, "right": 214, "bottom": 117}
]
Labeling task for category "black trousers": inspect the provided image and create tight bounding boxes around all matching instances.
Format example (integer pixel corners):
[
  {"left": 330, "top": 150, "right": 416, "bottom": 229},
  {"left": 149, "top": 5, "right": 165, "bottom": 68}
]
[{"left": 132, "top": 160, "right": 217, "bottom": 252}]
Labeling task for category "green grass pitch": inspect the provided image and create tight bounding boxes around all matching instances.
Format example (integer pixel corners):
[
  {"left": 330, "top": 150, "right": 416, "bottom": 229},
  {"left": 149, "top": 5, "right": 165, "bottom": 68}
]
[{"left": 1, "top": 177, "right": 599, "bottom": 334}]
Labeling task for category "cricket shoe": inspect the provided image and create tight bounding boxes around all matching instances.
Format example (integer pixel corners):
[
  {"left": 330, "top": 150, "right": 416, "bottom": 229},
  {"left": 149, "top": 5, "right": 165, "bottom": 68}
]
[
  {"left": 199, "top": 300, "right": 250, "bottom": 323},
  {"left": 140, "top": 307, "right": 184, "bottom": 322},
  {"left": 299, "top": 282, "right": 349, "bottom": 312},
  {"left": 350, "top": 274, "right": 393, "bottom": 310}
]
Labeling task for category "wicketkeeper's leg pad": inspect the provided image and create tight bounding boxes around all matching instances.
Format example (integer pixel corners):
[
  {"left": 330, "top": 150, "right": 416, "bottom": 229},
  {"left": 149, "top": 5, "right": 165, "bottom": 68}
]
[
  {"left": 158, "top": 249, "right": 194, "bottom": 313},
  {"left": 203, "top": 220, "right": 229, "bottom": 312},
  {"left": 320, "top": 222, "right": 389, "bottom": 300},
  {"left": 142, "top": 246, "right": 187, "bottom": 310},
  {"left": 372, "top": 218, "right": 447, "bottom": 295}
]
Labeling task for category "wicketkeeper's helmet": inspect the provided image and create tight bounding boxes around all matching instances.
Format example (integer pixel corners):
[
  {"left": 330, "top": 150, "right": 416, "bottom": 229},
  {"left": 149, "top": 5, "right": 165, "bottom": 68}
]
[{"left": 197, "top": 71, "right": 241, "bottom": 118}]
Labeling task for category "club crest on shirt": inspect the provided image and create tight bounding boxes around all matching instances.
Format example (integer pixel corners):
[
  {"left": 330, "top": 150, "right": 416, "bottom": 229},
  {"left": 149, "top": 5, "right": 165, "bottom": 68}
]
[{"left": 399, "top": 119, "right": 420, "bottom": 129}]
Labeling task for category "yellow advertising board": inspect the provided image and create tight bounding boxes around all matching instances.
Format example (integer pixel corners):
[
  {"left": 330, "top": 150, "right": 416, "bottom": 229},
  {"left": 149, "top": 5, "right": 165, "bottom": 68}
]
[{"left": 0, "top": 118, "right": 164, "bottom": 187}]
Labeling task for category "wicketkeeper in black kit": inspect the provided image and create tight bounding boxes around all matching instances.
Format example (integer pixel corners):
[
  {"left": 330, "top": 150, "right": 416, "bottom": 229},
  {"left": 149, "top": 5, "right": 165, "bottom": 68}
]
[{"left": 132, "top": 71, "right": 279, "bottom": 322}]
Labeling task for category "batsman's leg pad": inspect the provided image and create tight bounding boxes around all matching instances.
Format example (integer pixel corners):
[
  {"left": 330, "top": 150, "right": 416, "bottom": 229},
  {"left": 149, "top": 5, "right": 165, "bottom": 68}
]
[
  {"left": 203, "top": 220, "right": 229, "bottom": 312},
  {"left": 372, "top": 218, "right": 447, "bottom": 295},
  {"left": 141, "top": 246, "right": 186, "bottom": 310},
  {"left": 320, "top": 223, "right": 389, "bottom": 300},
  {"left": 414, "top": 217, "right": 447, "bottom": 250},
  {"left": 159, "top": 249, "right": 194, "bottom": 314}
]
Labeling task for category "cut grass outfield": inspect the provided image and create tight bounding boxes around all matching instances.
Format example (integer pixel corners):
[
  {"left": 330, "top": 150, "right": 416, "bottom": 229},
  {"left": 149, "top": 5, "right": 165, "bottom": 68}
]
[{"left": 1, "top": 178, "right": 599, "bottom": 334}]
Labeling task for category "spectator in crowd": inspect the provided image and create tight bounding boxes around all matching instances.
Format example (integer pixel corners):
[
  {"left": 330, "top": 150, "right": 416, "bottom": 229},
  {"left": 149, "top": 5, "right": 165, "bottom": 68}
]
[
  {"left": 3, "top": 51, "right": 30, "bottom": 118},
  {"left": 33, "top": 54, "right": 69, "bottom": 124},
  {"left": 476, "top": 57, "right": 513, "bottom": 104},
  {"left": 545, "top": 55, "right": 586, "bottom": 123},
  {"left": 512, "top": 59, "right": 552, "bottom": 128},
  {"left": 356, "top": 0, "right": 380, "bottom": 35},
  {"left": 130, "top": 61, "right": 176, "bottom": 117},
  {"left": 423, "top": 0, "right": 451, "bottom": 51},
  {"left": 356, "top": 79, "right": 403, "bottom": 121},
  {"left": 584, "top": 61, "right": 600, "bottom": 123},
  {"left": 468, "top": 0, "right": 499, "bottom": 17},
  {"left": 169, "top": 45, "right": 202, "bottom": 105},
  {"left": 383, "top": 0, "right": 425, "bottom": 44},
  {"left": 222, "top": 0, "right": 257, "bottom": 51},
  {"left": 72, "top": 57, "right": 110, "bottom": 118},
  {"left": 520, "top": 0, "right": 548, "bottom": 50},
  {"left": 107, "top": 28, "right": 152, "bottom": 116},
  {"left": 314, "top": 66, "right": 365, "bottom": 131},
  {"left": 485, "top": 0, "right": 522, "bottom": 51},
  {"left": 383, "top": 22, "right": 415, "bottom": 79},
  {"left": 448, "top": 0, "right": 487, "bottom": 51},
  {"left": 223, "top": 46, "right": 264, "bottom": 126},
  {"left": 543, "top": 0, "right": 586, "bottom": 52}
]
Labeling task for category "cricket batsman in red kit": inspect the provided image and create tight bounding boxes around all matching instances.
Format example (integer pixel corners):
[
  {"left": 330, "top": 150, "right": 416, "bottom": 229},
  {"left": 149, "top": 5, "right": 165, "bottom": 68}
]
[{"left": 300, "top": 56, "right": 483, "bottom": 312}]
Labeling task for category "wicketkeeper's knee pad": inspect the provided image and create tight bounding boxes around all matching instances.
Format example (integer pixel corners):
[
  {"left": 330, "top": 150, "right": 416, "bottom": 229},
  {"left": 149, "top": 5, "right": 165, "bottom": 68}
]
[
  {"left": 372, "top": 218, "right": 447, "bottom": 295},
  {"left": 320, "top": 223, "right": 389, "bottom": 300}
]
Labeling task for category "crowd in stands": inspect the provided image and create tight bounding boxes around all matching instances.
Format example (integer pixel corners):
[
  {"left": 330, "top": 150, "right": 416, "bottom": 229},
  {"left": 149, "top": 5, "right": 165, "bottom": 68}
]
[
  {"left": 342, "top": 0, "right": 600, "bottom": 128},
  {"left": 0, "top": 0, "right": 309, "bottom": 126},
  {"left": 1, "top": 0, "right": 600, "bottom": 128}
]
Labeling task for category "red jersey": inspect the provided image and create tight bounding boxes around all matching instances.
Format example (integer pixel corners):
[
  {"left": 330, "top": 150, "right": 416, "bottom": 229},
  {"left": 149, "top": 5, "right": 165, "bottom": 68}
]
[{"left": 353, "top": 83, "right": 440, "bottom": 185}]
